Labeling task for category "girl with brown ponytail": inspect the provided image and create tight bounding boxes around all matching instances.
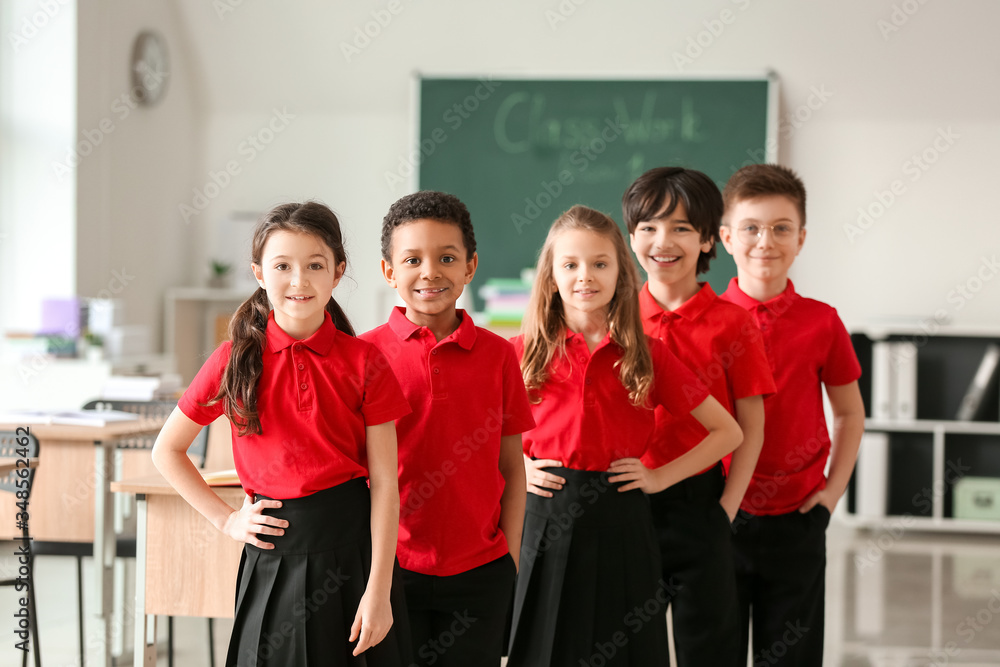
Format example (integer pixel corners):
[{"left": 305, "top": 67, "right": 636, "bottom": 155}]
[
  {"left": 153, "top": 202, "right": 413, "bottom": 666},
  {"left": 506, "top": 205, "right": 741, "bottom": 666}
]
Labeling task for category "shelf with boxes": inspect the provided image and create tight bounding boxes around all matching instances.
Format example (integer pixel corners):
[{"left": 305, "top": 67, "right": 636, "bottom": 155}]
[{"left": 846, "top": 325, "right": 1000, "bottom": 534}]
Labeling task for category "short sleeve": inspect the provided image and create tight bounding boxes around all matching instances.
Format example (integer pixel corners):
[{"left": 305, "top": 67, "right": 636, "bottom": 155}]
[
  {"left": 510, "top": 335, "right": 525, "bottom": 361},
  {"left": 729, "top": 313, "right": 777, "bottom": 401},
  {"left": 360, "top": 343, "right": 412, "bottom": 426},
  {"left": 500, "top": 342, "right": 535, "bottom": 436},
  {"left": 650, "top": 338, "right": 710, "bottom": 417},
  {"left": 821, "top": 309, "right": 862, "bottom": 387},
  {"left": 177, "top": 342, "right": 230, "bottom": 426}
]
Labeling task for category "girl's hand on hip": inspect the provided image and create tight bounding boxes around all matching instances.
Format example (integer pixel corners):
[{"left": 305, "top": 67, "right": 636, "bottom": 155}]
[
  {"left": 350, "top": 590, "right": 392, "bottom": 656},
  {"left": 608, "top": 458, "right": 663, "bottom": 493},
  {"left": 220, "top": 495, "right": 287, "bottom": 548},
  {"left": 524, "top": 455, "right": 566, "bottom": 497}
]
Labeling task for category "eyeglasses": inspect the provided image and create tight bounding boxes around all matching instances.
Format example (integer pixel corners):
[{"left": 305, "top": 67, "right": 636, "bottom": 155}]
[{"left": 732, "top": 223, "right": 801, "bottom": 245}]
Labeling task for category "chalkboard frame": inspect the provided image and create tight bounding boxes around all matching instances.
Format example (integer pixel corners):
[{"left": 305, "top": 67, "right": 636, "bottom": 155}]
[{"left": 411, "top": 72, "right": 779, "bottom": 312}]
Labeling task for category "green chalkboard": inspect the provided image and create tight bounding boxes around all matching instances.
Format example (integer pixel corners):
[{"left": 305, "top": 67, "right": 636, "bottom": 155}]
[{"left": 417, "top": 76, "right": 774, "bottom": 311}]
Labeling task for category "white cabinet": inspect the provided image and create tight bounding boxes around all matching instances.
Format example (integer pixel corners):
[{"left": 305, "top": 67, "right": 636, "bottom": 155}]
[{"left": 165, "top": 288, "right": 248, "bottom": 384}]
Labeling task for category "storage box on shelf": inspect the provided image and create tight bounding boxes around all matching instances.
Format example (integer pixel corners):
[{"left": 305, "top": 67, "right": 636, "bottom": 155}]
[{"left": 846, "top": 324, "right": 1000, "bottom": 534}]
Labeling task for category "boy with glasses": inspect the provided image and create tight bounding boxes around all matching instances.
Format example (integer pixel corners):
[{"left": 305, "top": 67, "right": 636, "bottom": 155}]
[
  {"left": 719, "top": 164, "right": 866, "bottom": 666},
  {"left": 622, "top": 167, "right": 775, "bottom": 666}
]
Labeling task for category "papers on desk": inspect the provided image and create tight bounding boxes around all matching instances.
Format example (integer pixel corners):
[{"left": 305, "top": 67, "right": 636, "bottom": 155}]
[
  {"left": 201, "top": 468, "right": 241, "bottom": 486},
  {"left": 0, "top": 409, "right": 140, "bottom": 427},
  {"left": 101, "top": 374, "right": 182, "bottom": 401}
]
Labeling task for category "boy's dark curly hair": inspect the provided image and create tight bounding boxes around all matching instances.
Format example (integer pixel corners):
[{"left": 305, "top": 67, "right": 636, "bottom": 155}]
[{"left": 381, "top": 191, "right": 476, "bottom": 261}]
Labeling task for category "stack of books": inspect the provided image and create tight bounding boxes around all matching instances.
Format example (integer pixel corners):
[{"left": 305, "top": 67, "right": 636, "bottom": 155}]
[
  {"left": 200, "top": 469, "right": 241, "bottom": 487},
  {"left": 478, "top": 278, "right": 533, "bottom": 328}
]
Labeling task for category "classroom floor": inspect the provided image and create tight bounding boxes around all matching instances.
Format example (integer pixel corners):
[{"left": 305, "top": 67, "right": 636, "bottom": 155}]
[{"left": 2, "top": 519, "right": 1000, "bottom": 666}]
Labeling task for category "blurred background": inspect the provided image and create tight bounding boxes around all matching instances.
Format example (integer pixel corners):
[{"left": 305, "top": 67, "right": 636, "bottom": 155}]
[{"left": 1, "top": 1, "right": 999, "bottom": 665}]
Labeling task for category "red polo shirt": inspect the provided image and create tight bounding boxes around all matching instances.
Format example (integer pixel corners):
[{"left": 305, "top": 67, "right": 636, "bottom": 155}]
[
  {"left": 639, "top": 282, "right": 775, "bottom": 471},
  {"left": 512, "top": 332, "right": 709, "bottom": 471},
  {"left": 720, "top": 279, "right": 861, "bottom": 515},
  {"left": 359, "top": 308, "right": 535, "bottom": 576},
  {"left": 179, "top": 311, "right": 410, "bottom": 500}
]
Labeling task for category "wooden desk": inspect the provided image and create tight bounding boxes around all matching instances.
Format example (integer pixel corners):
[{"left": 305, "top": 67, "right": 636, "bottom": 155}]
[
  {"left": 0, "top": 457, "right": 38, "bottom": 474},
  {"left": 112, "top": 474, "right": 244, "bottom": 667},
  {"left": 0, "top": 421, "right": 162, "bottom": 541},
  {"left": 0, "top": 419, "right": 165, "bottom": 667}
]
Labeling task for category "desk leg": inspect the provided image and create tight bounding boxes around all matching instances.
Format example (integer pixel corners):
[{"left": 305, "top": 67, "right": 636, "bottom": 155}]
[
  {"left": 93, "top": 440, "right": 115, "bottom": 667},
  {"left": 134, "top": 495, "right": 157, "bottom": 667}
]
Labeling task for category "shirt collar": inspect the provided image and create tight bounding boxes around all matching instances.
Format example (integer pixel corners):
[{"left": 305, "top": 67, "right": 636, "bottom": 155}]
[
  {"left": 266, "top": 310, "right": 337, "bottom": 355},
  {"left": 723, "top": 277, "right": 799, "bottom": 314},
  {"left": 565, "top": 328, "right": 614, "bottom": 354},
  {"left": 639, "top": 281, "right": 716, "bottom": 322},
  {"left": 387, "top": 306, "right": 477, "bottom": 350}
]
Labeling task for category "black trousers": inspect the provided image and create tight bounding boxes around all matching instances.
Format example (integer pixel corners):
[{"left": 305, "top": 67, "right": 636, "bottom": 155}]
[
  {"left": 731, "top": 506, "right": 830, "bottom": 667},
  {"left": 648, "top": 464, "right": 740, "bottom": 667},
  {"left": 401, "top": 553, "right": 516, "bottom": 667}
]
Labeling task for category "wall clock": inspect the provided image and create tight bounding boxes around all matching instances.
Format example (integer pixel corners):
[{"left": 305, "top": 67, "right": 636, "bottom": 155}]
[{"left": 131, "top": 30, "right": 169, "bottom": 106}]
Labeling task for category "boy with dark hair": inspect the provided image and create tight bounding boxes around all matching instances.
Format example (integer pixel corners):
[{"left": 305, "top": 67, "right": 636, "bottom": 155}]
[
  {"left": 622, "top": 166, "right": 776, "bottom": 666},
  {"left": 360, "top": 190, "right": 534, "bottom": 666},
  {"left": 719, "top": 163, "right": 866, "bottom": 665}
]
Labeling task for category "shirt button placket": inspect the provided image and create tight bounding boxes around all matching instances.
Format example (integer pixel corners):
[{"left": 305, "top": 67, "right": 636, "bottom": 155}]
[
  {"left": 293, "top": 344, "right": 309, "bottom": 410},
  {"left": 431, "top": 364, "right": 443, "bottom": 397},
  {"left": 754, "top": 306, "right": 774, "bottom": 363},
  {"left": 582, "top": 344, "right": 595, "bottom": 406}
]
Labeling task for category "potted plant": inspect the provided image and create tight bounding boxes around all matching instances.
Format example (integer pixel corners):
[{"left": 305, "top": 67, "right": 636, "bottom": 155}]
[
  {"left": 209, "top": 260, "right": 232, "bottom": 288},
  {"left": 81, "top": 330, "right": 105, "bottom": 361}
]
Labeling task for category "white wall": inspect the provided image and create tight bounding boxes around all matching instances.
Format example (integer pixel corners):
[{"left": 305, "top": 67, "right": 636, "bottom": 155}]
[
  {"left": 11, "top": 0, "right": 1000, "bottom": 351},
  {"left": 75, "top": 0, "right": 205, "bottom": 350},
  {"left": 0, "top": 0, "right": 76, "bottom": 333},
  {"left": 170, "top": 0, "right": 1000, "bottom": 333}
]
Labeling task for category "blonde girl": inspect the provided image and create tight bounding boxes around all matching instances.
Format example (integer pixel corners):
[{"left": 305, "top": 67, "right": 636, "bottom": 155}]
[{"left": 507, "top": 206, "right": 741, "bottom": 666}]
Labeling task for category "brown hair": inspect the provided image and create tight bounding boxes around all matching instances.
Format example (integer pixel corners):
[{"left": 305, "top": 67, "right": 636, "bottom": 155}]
[
  {"left": 520, "top": 205, "right": 654, "bottom": 407},
  {"left": 209, "top": 201, "right": 355, "bottom": 436},
  {"left": 722, "top": 163, "right": 807, "bottom": 226},
  {"left": 622, "top": 166, "right": 722, "bottom": 275}
]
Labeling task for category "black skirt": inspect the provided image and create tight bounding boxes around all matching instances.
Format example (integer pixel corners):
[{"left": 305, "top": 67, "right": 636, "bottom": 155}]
[
  {"left": 226, "top": 478, "right": 412, "bottom": 667},
  {"left": 508, "top": 468, "right": 669, "bottom": 667}
]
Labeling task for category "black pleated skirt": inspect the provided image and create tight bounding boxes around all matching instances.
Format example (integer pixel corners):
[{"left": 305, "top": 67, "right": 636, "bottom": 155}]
[
  {"left": 508, "top": 468, "right": 669, "bottom": 667},
  {"left": 226, "top": 478, "right": 412, "bottom": 667}
]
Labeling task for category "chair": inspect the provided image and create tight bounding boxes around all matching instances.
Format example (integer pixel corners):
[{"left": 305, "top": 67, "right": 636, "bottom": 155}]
[
  {"left": 88, "top": 399, "right": 216, "bottom": 667},
  {"left": 1, "top": 430, "right": 42, "bottom": 667},
  {"left": 32, "top": 400, "right": 214, "bottom": 667},
  {"left": 82, "top": 399, "right": 210, "bottom": 467}
]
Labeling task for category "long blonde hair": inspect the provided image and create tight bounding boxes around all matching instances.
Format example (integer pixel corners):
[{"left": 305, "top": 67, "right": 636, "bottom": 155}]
[{"left": 520, "top": 205, "right": 653, "bottom": 407}]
